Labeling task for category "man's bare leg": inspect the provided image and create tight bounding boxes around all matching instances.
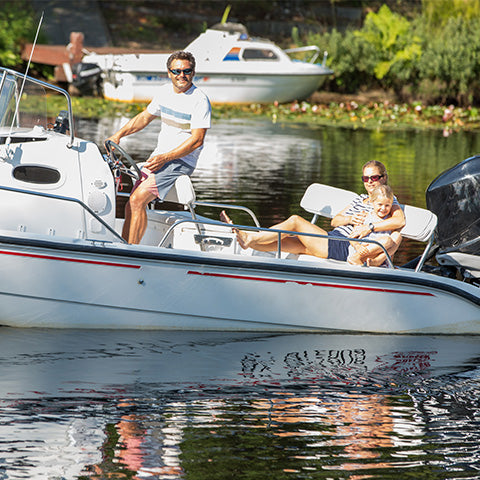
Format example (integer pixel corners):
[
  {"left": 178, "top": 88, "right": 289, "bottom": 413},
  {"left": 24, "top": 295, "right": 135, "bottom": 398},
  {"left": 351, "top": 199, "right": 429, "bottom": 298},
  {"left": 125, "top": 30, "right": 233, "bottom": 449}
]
[
  {"left": 122, "top": 201, "right": 132, "bottom": 241},
  {"left": 124, "top": 186, "right": 156, "bottom": 244}
]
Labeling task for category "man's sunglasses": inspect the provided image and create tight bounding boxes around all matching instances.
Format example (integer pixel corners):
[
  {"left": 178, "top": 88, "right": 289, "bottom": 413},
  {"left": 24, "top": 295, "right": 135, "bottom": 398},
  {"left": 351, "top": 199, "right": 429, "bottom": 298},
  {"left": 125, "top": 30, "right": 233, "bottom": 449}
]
[
  {"left": 361, "top": 174, "right": 384, "bottom": 182},
  {"left": 169, "top": 68, "right": 193, "bottom": 76}
]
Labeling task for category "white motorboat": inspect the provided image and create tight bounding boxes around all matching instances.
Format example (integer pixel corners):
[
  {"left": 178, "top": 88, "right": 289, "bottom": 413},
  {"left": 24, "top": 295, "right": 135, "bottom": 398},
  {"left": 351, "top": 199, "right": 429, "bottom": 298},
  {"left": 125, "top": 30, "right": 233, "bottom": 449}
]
[
  {"left": 80, "top": 22, "right": 333, "bottom": 103},
  {"left": 1, "top": 66, "right": 480, "bottom": 333}
]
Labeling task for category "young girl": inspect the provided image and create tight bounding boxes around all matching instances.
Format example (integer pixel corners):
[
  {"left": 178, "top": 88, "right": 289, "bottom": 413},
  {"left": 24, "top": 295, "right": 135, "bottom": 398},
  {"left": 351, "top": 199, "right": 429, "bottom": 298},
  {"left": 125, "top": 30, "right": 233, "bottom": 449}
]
[{"left": 347, "top": 184, "right": 402, "bottom": 266}]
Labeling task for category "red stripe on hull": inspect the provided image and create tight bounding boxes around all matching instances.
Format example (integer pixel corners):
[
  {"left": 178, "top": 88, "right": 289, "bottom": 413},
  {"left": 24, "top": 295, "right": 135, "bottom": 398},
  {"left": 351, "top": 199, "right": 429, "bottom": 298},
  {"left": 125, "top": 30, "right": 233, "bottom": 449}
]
[
  {"left": 0, "top": 250, "right": 141, "bottom": 269},
  {"left": 188, "top": 270, "right": 435, "bottom": 297}
]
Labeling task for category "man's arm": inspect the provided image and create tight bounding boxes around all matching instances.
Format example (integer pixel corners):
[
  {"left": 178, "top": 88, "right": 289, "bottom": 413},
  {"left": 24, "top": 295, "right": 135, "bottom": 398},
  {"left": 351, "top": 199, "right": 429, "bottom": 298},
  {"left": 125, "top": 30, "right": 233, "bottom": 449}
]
[
  {"left": 106, "top": 109, "right": 157, "bottom": 145},
  {"left": 144, "top": 128, "right": 208, "bottom": 172}
]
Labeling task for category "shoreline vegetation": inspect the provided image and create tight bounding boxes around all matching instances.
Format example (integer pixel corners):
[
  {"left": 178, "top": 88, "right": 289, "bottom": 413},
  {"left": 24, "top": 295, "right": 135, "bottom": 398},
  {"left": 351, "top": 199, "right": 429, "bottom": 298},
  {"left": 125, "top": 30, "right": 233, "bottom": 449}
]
[
  {"left": 8, "top": 1, "right": 480, "bottom": 135},
  {"left": 65, "top": 95, "right": 480, "bottom": 136}
]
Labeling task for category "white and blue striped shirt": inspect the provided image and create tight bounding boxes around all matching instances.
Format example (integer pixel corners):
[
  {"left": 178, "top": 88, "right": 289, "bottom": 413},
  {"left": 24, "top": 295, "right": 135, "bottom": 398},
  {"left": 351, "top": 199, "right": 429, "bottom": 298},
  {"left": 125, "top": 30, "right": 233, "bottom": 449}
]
[{"left": 147, "top": 83, "right": 211, "bottom": 168}]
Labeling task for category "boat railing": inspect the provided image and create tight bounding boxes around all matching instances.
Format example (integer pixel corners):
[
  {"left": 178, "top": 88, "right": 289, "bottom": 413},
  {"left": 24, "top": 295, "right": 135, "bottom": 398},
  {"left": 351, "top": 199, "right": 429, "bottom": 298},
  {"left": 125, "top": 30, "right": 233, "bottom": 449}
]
[
  {"left": 0, "top": 68, "right": 75, "bottom": 148},
  {"left": 0, "top": 185, "right": 125, "bottom": 243},
  {"left": 194, "top": 201, "right": 261, "bottom": 227},
  {"left": 284, "top": 46, "right": 325, "bottom": 65},
  {"left": 158, "top": 217, "right": 394, "bottom": 268}
]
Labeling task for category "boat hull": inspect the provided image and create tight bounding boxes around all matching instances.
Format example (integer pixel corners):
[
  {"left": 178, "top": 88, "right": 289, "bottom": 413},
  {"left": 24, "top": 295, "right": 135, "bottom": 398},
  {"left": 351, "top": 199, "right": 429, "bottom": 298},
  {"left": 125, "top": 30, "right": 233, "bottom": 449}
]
[
  {"left": 102, "top": 71, "right": 328, "bottom": 104},
  {"left": 1, "top": 238, "right": 480, "bottom": 333}
]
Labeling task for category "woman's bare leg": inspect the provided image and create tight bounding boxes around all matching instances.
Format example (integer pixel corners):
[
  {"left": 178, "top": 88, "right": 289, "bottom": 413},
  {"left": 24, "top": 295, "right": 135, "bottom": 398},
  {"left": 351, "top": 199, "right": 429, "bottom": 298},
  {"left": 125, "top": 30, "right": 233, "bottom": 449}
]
[{"left": 220, "top": 212, "right": 330, "bottom": 257}]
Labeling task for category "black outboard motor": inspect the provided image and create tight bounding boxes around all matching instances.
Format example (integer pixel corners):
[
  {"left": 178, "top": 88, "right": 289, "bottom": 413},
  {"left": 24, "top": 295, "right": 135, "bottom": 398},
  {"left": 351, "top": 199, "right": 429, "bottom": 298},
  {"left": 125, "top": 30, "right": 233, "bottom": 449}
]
[
  {"left": 426, "top": 155, "right": 480, "bottom": 254},
  {"left": 71, "top": 62, "right": 102, "bottom": 96}
]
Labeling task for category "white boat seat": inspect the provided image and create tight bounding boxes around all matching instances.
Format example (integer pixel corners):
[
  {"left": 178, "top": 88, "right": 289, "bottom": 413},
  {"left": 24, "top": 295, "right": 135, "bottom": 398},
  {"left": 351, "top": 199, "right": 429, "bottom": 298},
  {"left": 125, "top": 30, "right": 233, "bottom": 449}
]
[
  {"left": 300, "top": 183, "right": 357, "bottom": 221},
  {"left": 300, "top": 183, "right": 438, "bottom": 271},
  {"left": 163, "top": 175, "right": 196, "bottom": 208},
  {"left": 400, "top": 204, "right": 437, "bottom": 242}
]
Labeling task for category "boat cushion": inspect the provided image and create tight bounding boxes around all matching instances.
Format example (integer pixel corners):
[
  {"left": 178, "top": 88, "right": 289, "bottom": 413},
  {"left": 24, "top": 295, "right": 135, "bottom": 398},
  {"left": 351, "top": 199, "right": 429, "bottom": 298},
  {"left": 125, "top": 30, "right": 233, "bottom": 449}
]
[
  {"left": 300, "top": 183, "right": 357, "bottom": 218},
  {"left": 163, "top": 174, "right": 196, "bottom": 206},
  {"left": 400, "top": 204, "right": 437, "bottom": 242},
  {"left": 301, "top": 183, "right": 437, "bottom": 243}
]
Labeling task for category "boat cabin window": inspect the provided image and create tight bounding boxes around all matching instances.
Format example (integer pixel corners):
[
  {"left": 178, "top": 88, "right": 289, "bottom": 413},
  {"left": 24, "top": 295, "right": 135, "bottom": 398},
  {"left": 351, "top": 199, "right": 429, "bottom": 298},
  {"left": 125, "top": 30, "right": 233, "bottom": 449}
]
[
  {"left": 242, "top": 48, "right": 279, "bottom": 61},
  {"left": 13, "top": 165, "right": 61, "bottom": 184}
]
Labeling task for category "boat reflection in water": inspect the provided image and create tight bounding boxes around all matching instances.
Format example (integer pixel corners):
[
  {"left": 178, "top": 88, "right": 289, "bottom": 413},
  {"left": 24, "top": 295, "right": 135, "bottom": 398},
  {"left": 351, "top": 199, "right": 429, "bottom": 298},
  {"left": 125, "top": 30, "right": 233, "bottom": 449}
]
[{"left": 1, "top": 328, "right": 480, "bottom": 478}]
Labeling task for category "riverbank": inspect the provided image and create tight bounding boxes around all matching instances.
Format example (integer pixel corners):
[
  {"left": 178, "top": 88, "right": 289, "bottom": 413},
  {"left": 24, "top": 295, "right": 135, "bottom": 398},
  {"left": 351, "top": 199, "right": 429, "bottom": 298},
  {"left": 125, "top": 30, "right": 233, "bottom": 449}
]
[{"left": 54, "top": 95, "right": 480, "bottom": 135}]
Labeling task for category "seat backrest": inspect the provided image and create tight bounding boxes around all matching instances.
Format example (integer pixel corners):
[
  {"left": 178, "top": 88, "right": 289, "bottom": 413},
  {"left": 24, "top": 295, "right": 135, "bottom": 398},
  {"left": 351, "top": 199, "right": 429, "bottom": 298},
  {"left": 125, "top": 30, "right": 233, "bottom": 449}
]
[
  {"left": 163, "top": 175, "right": 196, "bottom": 206},
  {"left": 300, "top": 183, "right": 357, "bottom": 219},
  {"left": 400, "top": 204, "right": 437, "bottom": 242},
  {"left": 300, "top": 183, "right": 437, "bottom": 243}
]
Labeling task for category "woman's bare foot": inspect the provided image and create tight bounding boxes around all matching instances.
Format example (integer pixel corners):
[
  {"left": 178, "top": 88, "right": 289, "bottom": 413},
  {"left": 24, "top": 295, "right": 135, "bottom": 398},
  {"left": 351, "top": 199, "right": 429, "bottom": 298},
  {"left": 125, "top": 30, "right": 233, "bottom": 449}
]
[{"left": 220, "top": 211, "right": 250, "bottom": 249}]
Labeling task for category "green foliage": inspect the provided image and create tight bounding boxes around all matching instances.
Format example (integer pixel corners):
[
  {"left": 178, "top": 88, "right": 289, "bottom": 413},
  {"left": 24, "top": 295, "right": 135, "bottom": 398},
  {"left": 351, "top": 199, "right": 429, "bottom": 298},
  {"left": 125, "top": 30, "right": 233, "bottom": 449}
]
[
  {"left": 354, "top": 5, "right": 421, "bottom": 89},
  {"left": 293, "top": 2, "right": 480, "bottom": 106},
  {"left": 417, "top": 16, "right": 480, "bottom": 104},
  {"left": 0, "top": 1, "right": 41, "bottom": 67},
  {"left": 422, "top": 0, "right": 480, "bottom": 30}
]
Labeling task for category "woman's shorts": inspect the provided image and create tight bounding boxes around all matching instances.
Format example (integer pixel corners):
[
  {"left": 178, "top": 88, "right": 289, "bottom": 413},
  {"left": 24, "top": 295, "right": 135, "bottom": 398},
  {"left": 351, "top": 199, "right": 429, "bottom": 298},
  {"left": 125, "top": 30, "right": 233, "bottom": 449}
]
[
  {"left": 327, "top": 230, "right": 349, "bottom": 261},
  {"left": 133, "top": 160, "right": 195, "bottom": 200}
]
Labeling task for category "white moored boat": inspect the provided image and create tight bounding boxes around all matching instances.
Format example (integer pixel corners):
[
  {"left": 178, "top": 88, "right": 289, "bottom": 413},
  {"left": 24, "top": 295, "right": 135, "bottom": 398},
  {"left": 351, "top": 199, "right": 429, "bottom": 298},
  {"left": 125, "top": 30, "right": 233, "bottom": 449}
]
[
  {"left": 81, "top": 22, "right": 333, "bottom": 104},
  {"left": 1, "top": 67, "right": 480, "bottom": 333}
]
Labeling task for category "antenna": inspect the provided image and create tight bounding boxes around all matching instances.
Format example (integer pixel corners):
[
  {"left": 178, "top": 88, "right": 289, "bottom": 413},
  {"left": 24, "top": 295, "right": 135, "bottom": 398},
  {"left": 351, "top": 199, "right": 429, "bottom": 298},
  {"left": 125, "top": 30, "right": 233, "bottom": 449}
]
[{"left": 6, "top": 11, "right": 44, "bottom": 146}]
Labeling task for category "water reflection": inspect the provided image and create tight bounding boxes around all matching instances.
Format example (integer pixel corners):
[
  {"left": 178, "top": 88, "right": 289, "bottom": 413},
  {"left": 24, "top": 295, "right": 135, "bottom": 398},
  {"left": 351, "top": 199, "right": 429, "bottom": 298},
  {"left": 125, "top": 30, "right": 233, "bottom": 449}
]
[
  {"left": 77, "top": 117, "right": 480, "bottom": 263},
  {"left": 1, "top": 329, "right": 480, "bottom": 478}
]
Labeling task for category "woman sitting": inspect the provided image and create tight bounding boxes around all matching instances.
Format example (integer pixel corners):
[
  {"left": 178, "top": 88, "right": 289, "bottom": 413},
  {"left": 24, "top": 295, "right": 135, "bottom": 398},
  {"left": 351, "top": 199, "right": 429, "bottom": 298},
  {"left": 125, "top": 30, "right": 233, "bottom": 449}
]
[{"left": 220, "top": 160, "right": 405, "bottom": 265}]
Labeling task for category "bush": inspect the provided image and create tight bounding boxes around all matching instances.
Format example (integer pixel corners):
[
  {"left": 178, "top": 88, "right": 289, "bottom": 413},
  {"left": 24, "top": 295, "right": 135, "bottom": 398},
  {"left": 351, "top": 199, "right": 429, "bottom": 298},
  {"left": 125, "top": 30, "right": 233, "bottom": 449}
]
[
  {"left": 417, "top": 16, "right": 480, "bottom": 105},
  {"left": 355, "top": 4, "right": 421, "bottom": 92},
  {"left": 294, "top": 3, "right": 480, "bottom": 106},
  {"left": 0, "top": 1, "right": 42, "bottom": 68}
]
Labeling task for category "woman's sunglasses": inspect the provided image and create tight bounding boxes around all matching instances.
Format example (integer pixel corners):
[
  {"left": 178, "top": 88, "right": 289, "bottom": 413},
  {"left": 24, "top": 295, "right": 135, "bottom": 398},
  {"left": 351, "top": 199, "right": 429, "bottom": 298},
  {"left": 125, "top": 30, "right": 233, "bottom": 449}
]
[
  {"left": 169, "top": 68, "right": 193, "bottom": 76},
  {"left": 361, "top": 174, "right": 384, "bottom": 182}
]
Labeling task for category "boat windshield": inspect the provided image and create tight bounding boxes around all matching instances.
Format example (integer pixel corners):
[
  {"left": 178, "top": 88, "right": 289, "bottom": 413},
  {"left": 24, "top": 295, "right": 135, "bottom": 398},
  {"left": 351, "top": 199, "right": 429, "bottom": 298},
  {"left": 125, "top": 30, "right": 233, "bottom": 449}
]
[{"left": 0, "top": 68, "right": 72, "bottom": 136}]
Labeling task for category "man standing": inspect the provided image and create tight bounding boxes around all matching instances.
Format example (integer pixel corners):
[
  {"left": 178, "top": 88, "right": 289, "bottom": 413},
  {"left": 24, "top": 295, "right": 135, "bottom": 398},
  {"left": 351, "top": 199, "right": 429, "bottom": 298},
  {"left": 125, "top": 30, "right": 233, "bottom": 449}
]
[{"left": 106, "top": 51, "right": 211, "bottom": 244}]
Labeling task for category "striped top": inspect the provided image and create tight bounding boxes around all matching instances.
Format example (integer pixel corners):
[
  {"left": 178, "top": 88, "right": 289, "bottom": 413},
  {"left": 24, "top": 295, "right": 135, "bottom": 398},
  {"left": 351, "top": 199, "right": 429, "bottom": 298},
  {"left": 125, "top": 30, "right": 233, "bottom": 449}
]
[
  {"left": 147, "top": 83, "right": 211, "bottom": 168},
  {"left": 333, "top": 194, "right": 399, "bottom": 237}
]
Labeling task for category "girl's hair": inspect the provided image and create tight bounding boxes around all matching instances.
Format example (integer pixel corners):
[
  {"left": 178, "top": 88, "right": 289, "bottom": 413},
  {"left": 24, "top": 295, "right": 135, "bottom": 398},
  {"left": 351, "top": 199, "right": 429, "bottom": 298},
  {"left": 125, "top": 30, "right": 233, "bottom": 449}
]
[
  {"left": 362, "top": 160, "right": 388, "bottom": 183},
  {"left": 371, "top": 184, "right": 394, "bottom": 202}
]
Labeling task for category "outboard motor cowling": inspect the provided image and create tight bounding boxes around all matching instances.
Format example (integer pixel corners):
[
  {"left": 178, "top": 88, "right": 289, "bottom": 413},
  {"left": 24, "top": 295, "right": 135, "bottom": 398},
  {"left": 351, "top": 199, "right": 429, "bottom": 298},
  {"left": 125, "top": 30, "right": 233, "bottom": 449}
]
[
  {"left": 426, "top": 155, "right": 480, "bottom": 253},
  {"left": 72, "top": 62, "right": 102, "bottom": 96}
]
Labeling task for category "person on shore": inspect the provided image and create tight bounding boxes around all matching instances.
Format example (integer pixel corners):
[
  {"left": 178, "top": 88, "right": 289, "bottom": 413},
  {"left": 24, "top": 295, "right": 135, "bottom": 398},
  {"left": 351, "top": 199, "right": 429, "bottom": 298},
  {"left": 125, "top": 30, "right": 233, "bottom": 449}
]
[
  {"left": 106, "top": 51, "right": 211, "bottom": 244},
  {"left": 347, "top": 184, "right": 402, "bottom": 266},
  {"left": 220, "top": 160, "right": 405, "bottom": 265}
]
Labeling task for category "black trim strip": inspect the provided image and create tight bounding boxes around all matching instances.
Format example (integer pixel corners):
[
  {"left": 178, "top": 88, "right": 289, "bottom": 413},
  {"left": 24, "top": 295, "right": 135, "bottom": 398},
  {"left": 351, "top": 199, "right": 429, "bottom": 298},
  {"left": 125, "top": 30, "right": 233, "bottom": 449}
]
[{"left": 1, "top": 233, "right": 479, "bottom": 307}]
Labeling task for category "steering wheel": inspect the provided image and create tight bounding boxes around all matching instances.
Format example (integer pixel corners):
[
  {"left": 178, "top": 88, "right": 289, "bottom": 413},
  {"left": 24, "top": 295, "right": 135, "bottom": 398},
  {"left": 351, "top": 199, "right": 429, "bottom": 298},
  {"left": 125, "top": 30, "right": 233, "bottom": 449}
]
[{"left": 105, "top": 140, "right": 142, "bottom": 182}]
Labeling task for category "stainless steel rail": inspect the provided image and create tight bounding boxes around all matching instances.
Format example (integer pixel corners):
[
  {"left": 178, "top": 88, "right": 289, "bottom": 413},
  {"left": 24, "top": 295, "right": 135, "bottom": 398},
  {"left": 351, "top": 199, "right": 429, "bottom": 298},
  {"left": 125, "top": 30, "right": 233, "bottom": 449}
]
[{"left": 158, "top": 217, "right": 394, "bottom": 268}]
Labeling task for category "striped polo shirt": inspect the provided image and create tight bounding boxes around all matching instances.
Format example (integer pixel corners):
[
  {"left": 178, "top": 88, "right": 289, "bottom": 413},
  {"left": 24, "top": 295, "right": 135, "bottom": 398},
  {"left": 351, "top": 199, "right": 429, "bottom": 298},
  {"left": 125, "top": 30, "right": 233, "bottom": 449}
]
[{"left": 147, "top": 83, "right": 211, "bottom": 168}]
